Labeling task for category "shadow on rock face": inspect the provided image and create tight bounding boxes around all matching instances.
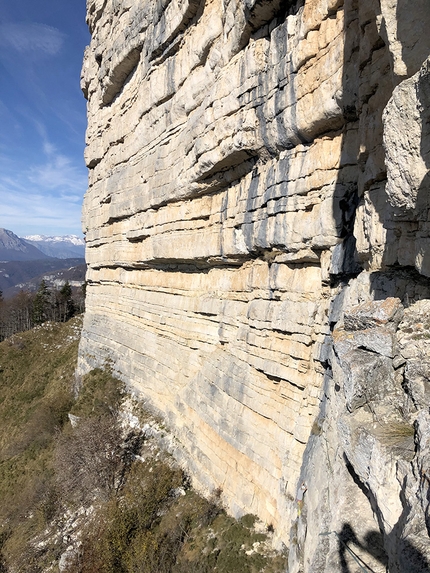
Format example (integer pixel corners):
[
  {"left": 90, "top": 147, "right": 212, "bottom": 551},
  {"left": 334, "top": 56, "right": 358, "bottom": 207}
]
[
  {"left": 338, "top": 521, "right": 430, "bottom": 573},
  {"left": 338, "top": 523, "right": 387, "bottom": 573},
  {"left": 396, "top": 0, "right": 430, "bottom": 78}
]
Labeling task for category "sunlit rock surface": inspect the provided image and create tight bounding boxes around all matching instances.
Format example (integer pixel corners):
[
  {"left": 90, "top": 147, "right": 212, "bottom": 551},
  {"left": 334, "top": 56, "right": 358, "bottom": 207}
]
[{"left": 78, "top": 0, "right": 430, "bottom": 569}]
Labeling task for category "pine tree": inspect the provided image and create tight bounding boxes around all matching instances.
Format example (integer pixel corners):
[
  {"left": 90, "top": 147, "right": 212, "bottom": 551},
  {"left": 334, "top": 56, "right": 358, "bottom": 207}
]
[
  {"left": 59, "top": 281, "right": 75, "bottom": 322},
  {"left": 32, "top": 280, "right": 50, "bottom": 325}
]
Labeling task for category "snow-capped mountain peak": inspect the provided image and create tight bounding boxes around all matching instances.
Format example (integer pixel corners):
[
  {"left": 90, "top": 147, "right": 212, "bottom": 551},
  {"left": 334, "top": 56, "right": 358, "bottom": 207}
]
[
  {"left": 23, "top": 234, "right": 85, "bottom": 246},
  {"left": 22, "top": 234, "right": 85, "bottom": 259}
]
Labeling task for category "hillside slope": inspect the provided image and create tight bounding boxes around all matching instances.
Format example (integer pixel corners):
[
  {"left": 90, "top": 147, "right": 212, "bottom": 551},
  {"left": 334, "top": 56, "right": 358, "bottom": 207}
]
[{"left": 0, "top": 319, "right": 286, "bottom": 573}]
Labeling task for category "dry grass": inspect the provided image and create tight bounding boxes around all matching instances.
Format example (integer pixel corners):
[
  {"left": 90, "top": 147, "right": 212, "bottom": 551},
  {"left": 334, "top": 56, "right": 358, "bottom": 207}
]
[
  {"left": 374, "top": 421, "right": 415, "bottom": 460},
  {"left": 0, "top": 317, "right": 82, "bottom": 570},
  {"left": 0, "top": 318, "right": 287, "bottom": 573}
]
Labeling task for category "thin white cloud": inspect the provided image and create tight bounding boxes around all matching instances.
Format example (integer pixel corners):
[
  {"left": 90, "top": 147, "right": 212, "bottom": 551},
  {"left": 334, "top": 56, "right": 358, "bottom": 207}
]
[
  {"left": 0, "top": 185, "right": 84, "bottom": 236},
  {"left": 24, "top": 127, "right": 87, "bottom": 193},
  {"left": 43, "top": 141, "right": 56, "bottom": 156},
  {"left": 0, "top": 133, "right": 87, "bottom": 235},
  {"left": 0, "top": 22, "right": 64, "bottom": 56},
  {"left": 29, "top": 152, "right": 87, "bottom": 192}
]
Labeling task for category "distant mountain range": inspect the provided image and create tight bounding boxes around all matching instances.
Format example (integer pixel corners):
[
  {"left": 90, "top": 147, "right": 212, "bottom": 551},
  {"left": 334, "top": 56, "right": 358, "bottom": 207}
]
[
  {"left": 0, "top": 228, "right": 85, "bottom": 261},
  {"left": 0, "top": 228, "right": 86, "bottom": 298},
  {"left": 23, "top": 234, "right": 85, "bottom": 259},
  {"left": 0, "top": 228, "right": 50, "bottom": 262}
]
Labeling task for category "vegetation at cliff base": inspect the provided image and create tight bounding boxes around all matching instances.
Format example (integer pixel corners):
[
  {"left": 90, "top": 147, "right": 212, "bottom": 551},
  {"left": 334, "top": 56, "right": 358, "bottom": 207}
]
[
  {"left": 0, "top": 318, "right": 81, "bottom": 571},
  {"left": 0, "top": 318, "right": 287, "bottom": 573}
]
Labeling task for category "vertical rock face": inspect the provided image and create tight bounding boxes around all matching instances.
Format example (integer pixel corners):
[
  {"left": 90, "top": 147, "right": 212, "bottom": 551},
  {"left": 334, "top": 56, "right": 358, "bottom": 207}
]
[{"left": 79, "top": 0, "right": 430, "bottom": 569}]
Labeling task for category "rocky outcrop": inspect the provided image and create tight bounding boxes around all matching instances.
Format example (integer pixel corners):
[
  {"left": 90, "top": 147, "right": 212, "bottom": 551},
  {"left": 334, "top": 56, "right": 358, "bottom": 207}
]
[
  {"left": 297, "top": 297, "right": 430, "bottom": 572},
  {"left": 78, "top": 0, "right": 430, "bottom": 569}
]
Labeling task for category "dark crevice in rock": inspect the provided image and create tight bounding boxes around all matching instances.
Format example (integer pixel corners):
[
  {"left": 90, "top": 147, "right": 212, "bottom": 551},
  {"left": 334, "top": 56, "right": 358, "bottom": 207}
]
[
  {"left": 355, "top": 344, "right": 385, "bottom": 356},
  {"left": 196, "top": 150, "right": 259, "bottom": 190},
  {"left": 343, "top": 453, "right": 373, "bottom": 504},
  {"left": 87, "top": 156, "right": 102, "bottom": 169},
  {"left": 150, "top": 39, "right": 182, "bottom": 70},
  {"left": 197, "top": 150, "right": 258, "bottom": 181},
  {"left": 87, "top": 0, "right": 108, "bottom": 33},
  {"left": 126, "top": 218, "right": 211, "bottom": 243},
  {"left": 149, "top": 0, "right": 205, "bottom": 64},
  {"left": 329, "top": 237, "right": 363, "bottom": 281},
  {"left": 126, "top": 233, "right": 150, "bottom": 243},
  {"left": 359, "top": 37, "right": 387, "bottom": 72},
  {"left": 93, "top": 258, "right": 251, "bottom": 274},
  {"left": 369, "top": 268, "right": 430, "bottom": 304},
  {"left": 239, "top": 0, "right": 303, "bottom": 51},
  {"left": 339, "top": 184, "right": 360, "bottom": 239},
  {"left": 106, "top": 215, "right": 129, "bottom": 224},
  {"left": 154, "top": 0, "right": 173, "bottom": 19},
  {"left": 148, "top": 256, "right": 250, "bottom": 270},
  {"left": 154, "top": 91, "right": 176, "bottom": 107},
  {"left": 256, "top": 369, "right": 282, "bottom": 384},
  {"left": 102, "top": 47, "right": 142, "bottom": 106},
  {"left": 194, "top": 310, "right": 218, "bottom": 317}
]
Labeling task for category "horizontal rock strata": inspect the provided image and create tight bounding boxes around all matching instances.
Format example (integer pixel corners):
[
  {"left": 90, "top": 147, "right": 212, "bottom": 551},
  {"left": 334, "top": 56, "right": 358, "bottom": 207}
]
[{"left": 79, "top": 0, "right": 430, "bottom": 569}]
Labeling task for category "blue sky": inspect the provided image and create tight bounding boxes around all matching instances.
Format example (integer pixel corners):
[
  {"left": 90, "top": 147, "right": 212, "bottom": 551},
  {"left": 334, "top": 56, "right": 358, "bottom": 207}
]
[{"left": 0, "top": 0, "right": 90, "bottom": 237}]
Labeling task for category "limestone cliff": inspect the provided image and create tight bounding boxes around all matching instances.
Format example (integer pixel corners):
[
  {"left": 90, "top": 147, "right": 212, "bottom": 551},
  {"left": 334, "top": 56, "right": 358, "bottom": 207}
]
[{"left": 78, "top": 0, "right": 430, "bottom": 570}]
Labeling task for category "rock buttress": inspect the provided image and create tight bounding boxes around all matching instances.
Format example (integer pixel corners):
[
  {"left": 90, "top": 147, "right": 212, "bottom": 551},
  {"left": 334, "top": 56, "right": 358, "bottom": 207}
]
[{"left": 79, "top": 0, "right": 430, "bottom": 569}]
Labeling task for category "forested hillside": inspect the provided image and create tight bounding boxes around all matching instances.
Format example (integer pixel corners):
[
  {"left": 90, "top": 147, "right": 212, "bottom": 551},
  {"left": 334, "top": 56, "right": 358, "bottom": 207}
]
[{"left": 0, "top": 281, "right": 85, "bottom": 342}]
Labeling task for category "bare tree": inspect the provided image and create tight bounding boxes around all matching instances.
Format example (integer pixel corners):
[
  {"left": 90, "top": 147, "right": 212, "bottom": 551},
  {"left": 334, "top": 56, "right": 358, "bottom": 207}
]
[{"left": 55, "top": 415, "right": 125, "bottom": 504}]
